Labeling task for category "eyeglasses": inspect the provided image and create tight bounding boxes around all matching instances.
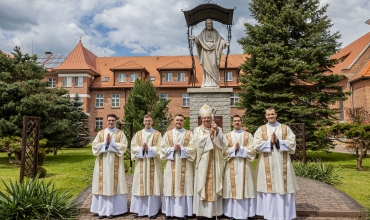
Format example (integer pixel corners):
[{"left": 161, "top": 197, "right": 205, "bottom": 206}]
[{"left": 107, "top": 120, "right": 116, "bottom": 122}]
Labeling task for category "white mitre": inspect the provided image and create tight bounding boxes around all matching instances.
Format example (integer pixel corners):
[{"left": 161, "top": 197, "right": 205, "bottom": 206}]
[{"left": 199, "top": 104, "right": 213, "bottom": 117}]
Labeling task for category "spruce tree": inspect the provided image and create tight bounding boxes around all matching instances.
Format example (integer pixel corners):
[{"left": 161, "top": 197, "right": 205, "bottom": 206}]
[
  {"left": 69, "top": 94, "right": 90, "bottom": 148},
  {"left": 123, "top": 79, "right": 172, "bottom": 134},
  {"left": 237, "top": 0, "right": 350, "bottom": 150}
]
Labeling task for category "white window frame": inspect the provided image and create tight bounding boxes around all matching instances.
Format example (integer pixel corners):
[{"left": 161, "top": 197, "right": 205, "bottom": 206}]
[
  {"left": 165, "top": 73, "right": 172, "bottom": 82},
  {"left": 178, "top": 72, "right": 185, "bottom": 82},
  {"left": 96, "top": 94, "right": 104, "bottom": 107},
  {"left": 118, "top": 73, "right": 126, "bottom": 82},
  {"left": 226, "top": 72, "right": 233, "bottom": 82},
  {"left": 62, "top": 77, "right": 72, "bottom": 87},
  {"left": 112, "top": 94, "right": 120, "bottom": 107},
  {"left": 130, "top": 73, "right": 138, "bottom": 82},
  {"left": 74, "top": 76, "right": 83, "bottom": 87},
  {"left": 160, "top": 94, "right": 168, "bottom": 100},
  {"left": 102, "top": 77, "right": 109, "bottom": 82},
  {"left": 95, "top": 118, "right": 103, "bottom": 130},
  {"left": 48, "top": 78, "right": 56, "bottom": 88},
  {"left": 230, "top": 93, "right": 239, "bottom": 106},
  {"left": 182, "top": 94, "right": 190, "bottom": 107}
]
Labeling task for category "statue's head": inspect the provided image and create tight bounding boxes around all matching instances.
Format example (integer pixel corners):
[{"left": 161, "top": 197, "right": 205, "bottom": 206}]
[{"left": 205, "top": 19, "right": 213, "bottom": 30}]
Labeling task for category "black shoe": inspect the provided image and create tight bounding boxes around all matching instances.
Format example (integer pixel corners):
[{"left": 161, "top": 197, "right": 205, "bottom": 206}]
[
  {"left": 98, "top": 216, "right": 105, "bottom": 219},
  {"left": 165, "top": 216, "right": 171, "bottom": 219},
  {"left": 108, "top": 215, "right": 114, "bottom": 219},
  {"left": 230, "top": 218, "right": 235, "bottom": 220},
  {"left": 150, "top": 214, "right": 158, "bottom": 219},
  {"left": 181, "top": 217, "right": 188, "bottom": 220},
  {"left": 134, "top": 214, "right": 140, "bottom": 218}
]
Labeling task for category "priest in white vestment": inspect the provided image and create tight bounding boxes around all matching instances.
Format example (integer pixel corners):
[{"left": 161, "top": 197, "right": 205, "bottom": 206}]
[
  {"left": 160, "top": 114, "right": 196, "bottom": 219},
  {"left": 193, "top": 104, "right": 226, "bottom": 218},
  {"left": 223, "top": 115, "right": 257, "bottom": 219},
  {"left": 91, "top": 114, "right": 128, "bottom": 219},
  {"left": 130, "top": 114, "right": 163, "bottom": 219},
  {"left": 254, "top": 108, "right": 299, "bottom": 220}
]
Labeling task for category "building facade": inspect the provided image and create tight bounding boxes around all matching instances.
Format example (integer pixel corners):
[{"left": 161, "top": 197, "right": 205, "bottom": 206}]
[{"left": 43, "top": 40, "right": 246, "bottom": 137}]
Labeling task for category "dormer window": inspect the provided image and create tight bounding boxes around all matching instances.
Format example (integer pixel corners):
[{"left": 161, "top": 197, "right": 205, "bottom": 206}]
[
  {"left": 150, "top": 76, "right": 156, "bottom": 81},
  {"left": 130, "top": 73, "right": 138, "bottom": 82},
  {"left": 118, "top": 73, "right": 126, "bottom": 82},
  {"left": 178, "top": 73, "right": 185, "bottom": 82},
  {"left": 165, "top": 73, "right": 172, "bottom": 82},
  {"left": 102, "top": 77, "right": 109, "bottom": 82}
]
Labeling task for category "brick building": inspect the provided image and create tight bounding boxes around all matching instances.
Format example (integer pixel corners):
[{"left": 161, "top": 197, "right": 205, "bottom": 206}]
[
  {"left": 330, "top": 32, "right": 370, "bottom": 122},
  {"left": 42, "top": 40, "right": 246, "bottom": 137},
  {"left": 40, "top": 31, "right": 370, "bottom": 137}
]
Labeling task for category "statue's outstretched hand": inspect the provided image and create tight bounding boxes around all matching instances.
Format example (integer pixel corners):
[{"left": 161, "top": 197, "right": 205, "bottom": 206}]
[
  {"left": 226, "top": 41, "right": 230, "bottom": 46},
  {"left": 188, "top": 36, "right": 195, "bottom": 40}
]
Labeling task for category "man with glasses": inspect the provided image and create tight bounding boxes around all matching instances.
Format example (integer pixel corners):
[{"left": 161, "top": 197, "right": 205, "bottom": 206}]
[
  {"left": 91, "top": 114, "right": 128, "bottom": 219},
  {"left": 130, "top": 114, "right": 163, "bottom": 219}
]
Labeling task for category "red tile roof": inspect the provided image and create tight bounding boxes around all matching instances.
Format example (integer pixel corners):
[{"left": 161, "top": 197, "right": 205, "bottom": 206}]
[
  {"left": 54, "top": 41, "right": 99, "bottom": 75},
  {"left": 330, "top": 32, "right": 370, "bottom": 75}
]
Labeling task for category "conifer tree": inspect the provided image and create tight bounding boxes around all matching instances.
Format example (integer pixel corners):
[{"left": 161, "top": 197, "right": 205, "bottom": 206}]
[
  {"left": 69, "top": 94, "right": 90, "bottom": 148},
  {"left": 237, "top": 0, "right": 350, "bottom": 149},
  {"left": 123, "top": 79, "right": 172, "bottom": 134},
  {"left": 0, "top": 47, "right": 79, "bottom": 154}
]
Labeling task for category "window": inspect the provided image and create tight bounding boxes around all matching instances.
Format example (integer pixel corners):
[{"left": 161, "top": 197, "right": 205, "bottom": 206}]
[
  {"left": 112, "top": 94, "right": 120, "bottom": 107},
  {"left": 150, "top": 76, "right": 156, "bottom": 81},
  {"left": 165, "top": 73, "right": 172, "bottom": 82},
  {"left": 182, "top": 94, "right": 190, "bottom": 107},
  {"left": 178, "top": 72, "right": 185, "bottom": 82},
  {"left": 159, "top": 94, "right": 168, "bottom": 100},
  {"left": 226, "top": 72, "right": 233, "bottom": 81},
  {"left": 74, "top": 77, "right": 83, "bottom": 87},
  {"left": 130, "top": 73, "right": 138, "bottom": 82},
  {"left": 96, "top": 94, "right": 104, "bottom": 107},
  {"left": 118, "top": 73, "right": 126, "bottom": 82},
  {"left": 95, "top": 118, "right": 103, "bottom": 130},
  {"left": 62, "top": 77, "right": 72, "bottom": 87},
  {"left": 48, "top": 78, "right": 56, "bottom": 88},
  {"left": 102, "top": 77, "right": 109, "bottom": 82},
  {"left": 230, "top": 93, "right": 239, "bottom": 106}
]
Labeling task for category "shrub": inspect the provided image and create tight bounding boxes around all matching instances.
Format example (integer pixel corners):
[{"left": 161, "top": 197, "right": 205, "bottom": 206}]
[
  {"left": 37, "top": 166, "right": 47, "bottom": 178},
  {"left": 293, "top": 158, "right": 342, "bottom": 185},
  {"left": 38, "top": 148, "right": 46, "bottom": 166},
  {"left": 0, "top": 176, "right": 79, "bottom": 219}
]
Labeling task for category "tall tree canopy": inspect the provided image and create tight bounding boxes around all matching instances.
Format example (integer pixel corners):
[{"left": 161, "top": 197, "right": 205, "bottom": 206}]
[
  {"left": 69, "top": 94, "right": 90, "bottom": 148},
  {"left": 237, "top": 0, "right": 350, "bottom": 150},
  {"left": 123, "top": 79, "right": 172, "bottom": 134},
  {"left": 0, "top": 47, "right": 79, "bottom": 150}
]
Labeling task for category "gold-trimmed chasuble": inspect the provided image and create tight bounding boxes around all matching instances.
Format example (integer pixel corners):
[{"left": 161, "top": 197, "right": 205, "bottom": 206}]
[
  {"left": 261, "top": 124, "right": 288, "bottom": 193},
  {"left": 98, "top": 130, "right": 122, "bottom": 195},
  {"left": 167, "top": 130, "right": 191, "bottom": 196},
  {"left": 137, "top": 130, "right": 160, "bottom": 196}
]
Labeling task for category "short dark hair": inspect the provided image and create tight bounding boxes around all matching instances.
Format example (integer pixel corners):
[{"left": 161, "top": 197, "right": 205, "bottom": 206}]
[
  {"left": 266, "top": 107, "right": 276, "bottom": 113},
  {"left": 107, "top": 114, "right": 118, "bottom": 120},
  {"left": 174, "top": 114, "right": 185, "bottom": 119},
  {"left": 232, "top": 115, "right": 242, "bottom": 121}
]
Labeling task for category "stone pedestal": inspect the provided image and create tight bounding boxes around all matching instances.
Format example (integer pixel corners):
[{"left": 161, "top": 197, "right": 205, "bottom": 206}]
[{"left": 187, "top": 87, "right": 233, "bottom": 132}]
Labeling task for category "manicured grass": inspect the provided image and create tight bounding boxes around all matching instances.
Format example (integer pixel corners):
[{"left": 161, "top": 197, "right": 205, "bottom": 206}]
[
  {"left": 0, "top": 147, "right": 135, "bottom": 198},
  {"left": 306, "top": 150, "right": 370, "bottom": 209}
]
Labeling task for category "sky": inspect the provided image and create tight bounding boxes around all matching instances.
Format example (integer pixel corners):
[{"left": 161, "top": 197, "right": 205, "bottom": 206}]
[{"left": 0, "top": 0, "right": 369, "bottom": 57}]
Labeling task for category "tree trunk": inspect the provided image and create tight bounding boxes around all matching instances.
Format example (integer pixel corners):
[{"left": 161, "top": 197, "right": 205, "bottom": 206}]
[{"left": 53, "top": 147, "right": 58, "bottom": 155}]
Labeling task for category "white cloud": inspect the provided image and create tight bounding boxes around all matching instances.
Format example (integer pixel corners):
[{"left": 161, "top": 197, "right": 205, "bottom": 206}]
[{"left": 0, "top": 0, "right": 369, "bottom": 57}]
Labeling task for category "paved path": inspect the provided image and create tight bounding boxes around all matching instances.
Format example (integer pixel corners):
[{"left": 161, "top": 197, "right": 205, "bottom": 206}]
[{"left": 76, "top": 175, "right": 367, "bottom": 220}]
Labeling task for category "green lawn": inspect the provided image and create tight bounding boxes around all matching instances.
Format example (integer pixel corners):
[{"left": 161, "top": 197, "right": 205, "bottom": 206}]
[
  {"left": 0, "top": 147, "right": 96, "bottom": 197},
  {"left": 1, "top": 147, "right": 369, "bottom": 209},
  {"left": 306, "top": 150, "right": 370, "bottom": 209}
]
